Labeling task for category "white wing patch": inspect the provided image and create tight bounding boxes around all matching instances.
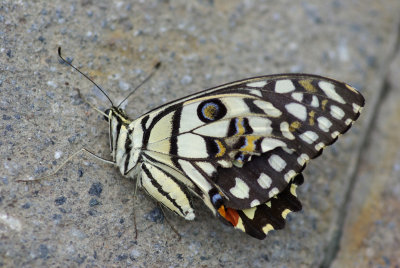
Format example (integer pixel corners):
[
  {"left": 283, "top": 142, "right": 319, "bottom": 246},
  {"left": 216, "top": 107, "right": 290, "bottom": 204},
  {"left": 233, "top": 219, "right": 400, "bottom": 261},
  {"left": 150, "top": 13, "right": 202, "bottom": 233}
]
[
  {"left": 250, "top": 89, "right": 263, "bottom": 97},
  {"left": 193, "top": 120, "right": 230, "bottom": 137},
  {"left": 284, "top": 170, "right": 296, "bottom": 183},
  {"left": 250, "top": 199, "right": 260, "bottom": 207},
  {"left": 317, "top": 116, "right": 332, "bottom": 132},
  {"left": 291, "top": 92, "right": 304, "bottom": 102},
  {"left": 297, "top": 153, "right": 310, "bottom": 166},
  {"left": 311, "top": 95, "right": 319, "bottom": 107},
  {"left": 331, "top": 131, "right": 340, "bottom": 139},
  {"left": 318, "top": 81, "right": 346, "bottom": 104},
  {"left": 330, "top": 105, "right": 345, "bottom": 120},
  {"left": 268, "top": 187, "right": 280, "bottom": 198},
  {"left": 299, "top": 131, "right": 319, "bottom": 144},
  {"left": 229, "top": 177, "right": 250, "bottom": 199},
  {"left": 268, "top": 154, "right": 287, "bottom": 172},
  {"left": 223, "top": 97, "right": 251, "bottom": 116},
  {"left": 257, "top": 173, "right": 272, "bottom": 189},
  {"left": 315, "top": 142, "right": 325, "bottom": 151},
  {"left": 247, "top": 81, "right": 267, "bottom": 88},
  {"left": 353, "top": 103, "right": 361, "bottom": 113},
  {"left": 196, "top": 162, "right": 216, "bottom": 177},
  {"left": 180, "top": 103, "right": 204, "bottom": 133},
  {"left": 261, "top": 138, "right": 286, "bottom": 152},
  {"left": 280, "top": 122, "right": 295, "bottom": 140},
  {"left": 275, "top": 79, "right": 295, "bottom": 93},
  {"left": 253, "top": 100, "right": 282, "bottom": 117},
  {"left": 248, "top": 117, "right": 273, "bottom": 135},
  {"left": 285, "top": 103, "right": 307, "bottom": 121},
  {"left": 177, "top": 133, "right": 208, "bottom": 158}
]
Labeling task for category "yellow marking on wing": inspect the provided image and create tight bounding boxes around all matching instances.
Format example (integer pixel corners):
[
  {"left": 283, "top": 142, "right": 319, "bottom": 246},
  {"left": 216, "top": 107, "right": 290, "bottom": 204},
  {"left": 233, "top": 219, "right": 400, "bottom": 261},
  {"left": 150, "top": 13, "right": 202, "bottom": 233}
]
[
  {"left": 299, "top": 79, "right": 317, "bottom": 93},
  {"left": 282, "top": 209, "right": 292, "bottom": 219},
  {"left": 203, "top": 104, "right": 218, "bottom": 120},
  {"left": 215, "top": 140, "right": 226, "bottom": 157},
  {"left": 262, "top": 224, "right": 274, "bottom": 235},
  {"left": 243, "top": 207, "right": 257, "bottom": 220},
  {"left": 240, "top": 136, "right": 260, "bottom": 152},
  {"left": 290, "top": 184, "right": 298, "bottom": 197},
  {"left": 236, "top": 118, "right": 245, "bottom": 135},
  {"left": 289, "top": 121, "right": 301, "bottom": 132},
  {"left": 346, "top": 84, "right": 359, "bottom": 93},
  {"left": 321, "top": 99, "right": 328, "bottom": 111},
  {"left": 235, "top": 218, "right": 245, "bottom": 232},
  {"left": 308, "top": 110, "right": 315, "bottom": 126}
]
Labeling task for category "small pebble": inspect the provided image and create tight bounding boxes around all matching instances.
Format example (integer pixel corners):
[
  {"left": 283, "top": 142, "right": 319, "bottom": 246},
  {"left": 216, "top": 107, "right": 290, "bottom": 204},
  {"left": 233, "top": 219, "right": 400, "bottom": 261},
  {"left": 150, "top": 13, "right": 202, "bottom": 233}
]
[{"left": 54, "top": 151, "right": 63, "bottom": 159}]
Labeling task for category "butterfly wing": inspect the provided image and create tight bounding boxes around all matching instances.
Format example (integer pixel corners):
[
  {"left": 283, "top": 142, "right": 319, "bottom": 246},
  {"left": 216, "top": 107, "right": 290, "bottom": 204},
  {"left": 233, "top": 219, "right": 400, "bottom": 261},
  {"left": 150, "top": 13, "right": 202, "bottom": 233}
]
[
  {"left": 137, "top": 74, "right": 364, "bottom": 204},
  {"left": 128, "top": 74, "right": 364, "bottom": 238}
]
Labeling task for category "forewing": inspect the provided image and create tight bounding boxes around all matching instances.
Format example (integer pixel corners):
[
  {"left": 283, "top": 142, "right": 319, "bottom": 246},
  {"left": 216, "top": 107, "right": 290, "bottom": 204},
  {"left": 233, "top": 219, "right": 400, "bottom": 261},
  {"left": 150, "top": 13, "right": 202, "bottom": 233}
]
[{"left": 137, "top": 74, "right": 364, "bottom": 209}]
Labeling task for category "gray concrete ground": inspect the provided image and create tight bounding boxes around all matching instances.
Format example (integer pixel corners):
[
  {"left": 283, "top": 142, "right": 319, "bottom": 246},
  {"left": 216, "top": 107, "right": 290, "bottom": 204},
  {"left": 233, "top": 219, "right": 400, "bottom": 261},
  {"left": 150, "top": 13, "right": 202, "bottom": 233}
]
[{"left": 1, "top": 0, "right": 399, "bottom": 267}]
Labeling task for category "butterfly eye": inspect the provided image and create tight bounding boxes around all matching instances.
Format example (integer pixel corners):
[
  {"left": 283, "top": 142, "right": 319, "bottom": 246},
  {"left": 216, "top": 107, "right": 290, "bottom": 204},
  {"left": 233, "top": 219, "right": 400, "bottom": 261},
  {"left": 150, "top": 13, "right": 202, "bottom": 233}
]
[
  {"left": 103, "top": 109, "right": 111, "bottom": 121},
  {"left": 197, "top": 99, "right": 227, "bottom": 122}
]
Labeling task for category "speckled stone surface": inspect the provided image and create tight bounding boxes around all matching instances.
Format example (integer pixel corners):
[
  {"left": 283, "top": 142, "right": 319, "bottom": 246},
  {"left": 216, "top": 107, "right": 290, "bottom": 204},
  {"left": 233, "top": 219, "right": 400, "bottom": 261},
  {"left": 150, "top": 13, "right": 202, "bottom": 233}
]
[
  {"left": 332, "top": 42, "right": 400, "bottom": 268},
  {"left": 1, "top": 1, "right": 399, "bottom": 267}
]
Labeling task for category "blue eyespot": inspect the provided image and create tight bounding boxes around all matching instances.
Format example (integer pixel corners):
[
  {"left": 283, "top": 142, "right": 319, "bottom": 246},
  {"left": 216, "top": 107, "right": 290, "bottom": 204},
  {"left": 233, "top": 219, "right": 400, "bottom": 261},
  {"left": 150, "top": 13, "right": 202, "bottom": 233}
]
[
  {"left": 197, "top": 99, "right": 227, "bottom": 122},
  {"left": 211, "top": 193, "right": 223, "bottom": 205}
]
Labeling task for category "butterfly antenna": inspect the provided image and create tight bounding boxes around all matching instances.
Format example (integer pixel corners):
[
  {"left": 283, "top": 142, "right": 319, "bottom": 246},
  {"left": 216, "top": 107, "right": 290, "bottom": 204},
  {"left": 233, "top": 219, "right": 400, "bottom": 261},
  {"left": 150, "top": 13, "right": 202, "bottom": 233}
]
[
  {"left": 117, "top": 61, "right": 161, "bottom": 108},
  {"left": 58, "top": 47, "right": 114, "bottom": 107}
]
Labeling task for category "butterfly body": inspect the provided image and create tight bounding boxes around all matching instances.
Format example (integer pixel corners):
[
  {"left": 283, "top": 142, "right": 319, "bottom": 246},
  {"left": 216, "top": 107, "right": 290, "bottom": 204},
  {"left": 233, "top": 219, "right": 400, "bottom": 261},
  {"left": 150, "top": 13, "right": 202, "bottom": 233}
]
[{"left": 104, "top": 74, "right": 364, "bottom": 239}]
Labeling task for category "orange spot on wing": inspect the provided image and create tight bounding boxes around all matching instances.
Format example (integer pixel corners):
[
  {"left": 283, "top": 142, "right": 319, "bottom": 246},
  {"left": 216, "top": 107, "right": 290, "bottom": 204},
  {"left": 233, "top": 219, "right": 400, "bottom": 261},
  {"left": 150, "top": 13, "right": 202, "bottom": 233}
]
[{"left": 218, "top": 205, "right": 239, "bottom": 226}]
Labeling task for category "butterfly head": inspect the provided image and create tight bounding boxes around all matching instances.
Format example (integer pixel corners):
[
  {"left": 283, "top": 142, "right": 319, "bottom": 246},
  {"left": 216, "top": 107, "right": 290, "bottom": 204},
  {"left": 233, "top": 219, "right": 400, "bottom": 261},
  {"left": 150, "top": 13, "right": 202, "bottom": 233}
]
[
  {"left": 103, "top": 107, "right": 130, "bottom": 124},
  {"left": 104, "top": 107, "right": 133, "bottom": 158}
]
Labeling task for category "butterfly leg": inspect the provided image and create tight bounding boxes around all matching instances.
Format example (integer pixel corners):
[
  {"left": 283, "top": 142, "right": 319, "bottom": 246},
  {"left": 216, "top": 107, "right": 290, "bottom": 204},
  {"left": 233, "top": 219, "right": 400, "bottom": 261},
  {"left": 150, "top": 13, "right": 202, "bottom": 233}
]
[{"left": 157, "top": 203, "right": 182, "bottom": 240}]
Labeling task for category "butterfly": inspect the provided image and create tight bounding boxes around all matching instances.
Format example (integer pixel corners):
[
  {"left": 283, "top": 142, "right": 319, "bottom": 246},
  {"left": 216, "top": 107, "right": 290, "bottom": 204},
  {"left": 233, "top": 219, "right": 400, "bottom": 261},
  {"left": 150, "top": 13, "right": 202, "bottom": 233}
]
[{"left": 58, "top": 48, "right": 364, "bottom": 239}]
